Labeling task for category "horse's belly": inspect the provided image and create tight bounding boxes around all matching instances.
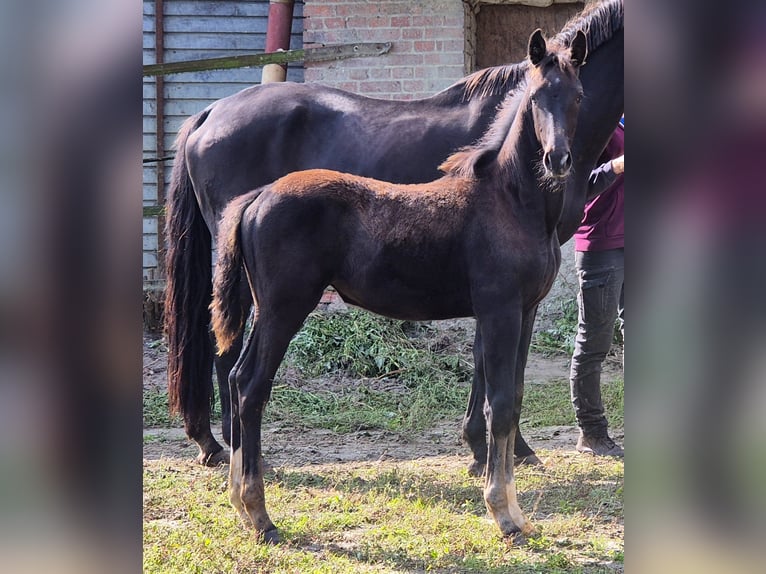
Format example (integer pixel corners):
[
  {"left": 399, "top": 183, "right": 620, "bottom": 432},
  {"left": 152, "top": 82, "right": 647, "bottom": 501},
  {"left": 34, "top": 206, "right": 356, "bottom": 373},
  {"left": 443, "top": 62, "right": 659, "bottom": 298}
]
[{"left": 333, "top": 275, "right": 473, "bottom": 322}]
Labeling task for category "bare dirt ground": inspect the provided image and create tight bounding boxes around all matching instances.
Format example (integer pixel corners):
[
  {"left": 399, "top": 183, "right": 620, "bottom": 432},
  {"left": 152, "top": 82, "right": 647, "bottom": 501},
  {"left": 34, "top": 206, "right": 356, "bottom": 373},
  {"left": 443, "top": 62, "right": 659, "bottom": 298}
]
[{"left": 143, "top": 323, "right": 623, "bottom": 466}]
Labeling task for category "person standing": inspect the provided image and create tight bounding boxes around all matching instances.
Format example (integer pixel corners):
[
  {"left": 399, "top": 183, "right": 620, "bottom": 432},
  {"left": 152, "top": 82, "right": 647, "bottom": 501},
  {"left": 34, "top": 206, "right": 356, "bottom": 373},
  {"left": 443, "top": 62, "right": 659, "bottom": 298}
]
[{"left": 570, "top": 121, "right": 625, "bottom": 457}]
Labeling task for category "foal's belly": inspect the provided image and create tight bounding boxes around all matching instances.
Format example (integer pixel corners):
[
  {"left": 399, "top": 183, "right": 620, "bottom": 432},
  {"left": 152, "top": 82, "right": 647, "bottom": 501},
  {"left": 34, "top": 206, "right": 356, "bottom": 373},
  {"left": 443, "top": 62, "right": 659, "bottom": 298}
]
[{"left": 332, "top": 276, "right": 474, "bottom": 322}]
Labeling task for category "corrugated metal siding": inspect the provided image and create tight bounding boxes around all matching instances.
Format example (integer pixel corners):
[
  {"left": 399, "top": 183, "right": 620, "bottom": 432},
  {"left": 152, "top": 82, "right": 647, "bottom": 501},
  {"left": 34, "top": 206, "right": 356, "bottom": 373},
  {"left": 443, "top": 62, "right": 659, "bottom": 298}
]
[{"left": 143, "top": 0, "right": 304, "bottom": 282}]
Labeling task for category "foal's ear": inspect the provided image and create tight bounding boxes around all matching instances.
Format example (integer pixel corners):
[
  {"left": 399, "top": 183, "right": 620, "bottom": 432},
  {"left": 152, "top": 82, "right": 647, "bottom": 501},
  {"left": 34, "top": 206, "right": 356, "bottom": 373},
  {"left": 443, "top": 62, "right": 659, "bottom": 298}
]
[
  {"left": 528, "top": 29, "right": 547, "bottom": 66},
  {"left": 570, "top": 30, "right": 588, "bottom": 68}
]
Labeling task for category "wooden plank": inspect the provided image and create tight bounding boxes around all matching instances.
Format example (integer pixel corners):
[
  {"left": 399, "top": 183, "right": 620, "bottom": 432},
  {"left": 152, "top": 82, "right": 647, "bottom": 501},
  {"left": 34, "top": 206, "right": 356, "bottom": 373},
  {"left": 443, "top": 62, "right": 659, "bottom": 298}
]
[
  {"left": 144, "top": 43, "right": 392, "bottom": 77},
  {"left": 144, "top": 206, "right": 166, "bottom": 217}
]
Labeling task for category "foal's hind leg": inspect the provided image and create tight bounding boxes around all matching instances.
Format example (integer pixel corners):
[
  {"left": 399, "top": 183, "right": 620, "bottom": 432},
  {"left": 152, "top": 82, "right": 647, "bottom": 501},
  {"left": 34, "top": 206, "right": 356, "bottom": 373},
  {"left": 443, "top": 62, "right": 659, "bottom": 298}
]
[{"left": 229, "top": 288, "right": 323, "bottom": 543}]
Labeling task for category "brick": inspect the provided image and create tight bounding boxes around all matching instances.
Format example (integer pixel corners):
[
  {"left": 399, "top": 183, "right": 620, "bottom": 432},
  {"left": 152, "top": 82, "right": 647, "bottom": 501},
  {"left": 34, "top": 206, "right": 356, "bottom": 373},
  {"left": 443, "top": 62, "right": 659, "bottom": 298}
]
[
  {"left": 414, "top": 40, "right": 436, "bottom": 52},
  {"left": 360, "top": 80, "right": 402, "bottom": 93},
  {"left": 402, "top": 79, "right": 425, "bottom": 93},
  {"left": 368, "top": 16, "right": 391, "bottom": 28},
  {"left": 391, "top": 67, "right": 415, "bottom": 79},
  {"left": 304, "top": 5, "right": 335, "bottom": 18},
  {"left": 323, "top": 17, "right": 346, "bottom": 30},
  {"left": 348, "top": 68, "right": 369, "bottom": 80},
  {"left": 391, "top": 16, "right": 411, "bottom": 28},
  {"left": 368, "top": 67, "right": 392, "bottom": 79},
  {"left": 402, "top": 28, "right": 423, "bottom": 40},
  {"left": 384, "top": 53, "right": 425, "bottom": 67},
  {"left": 346, "top": 16, "right": 369, "bottom": 28}
]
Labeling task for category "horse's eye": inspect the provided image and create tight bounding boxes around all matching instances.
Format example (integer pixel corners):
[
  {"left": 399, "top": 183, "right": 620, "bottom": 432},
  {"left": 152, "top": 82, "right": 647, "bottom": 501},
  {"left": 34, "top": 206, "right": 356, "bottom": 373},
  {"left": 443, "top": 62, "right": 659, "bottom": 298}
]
[{"left": 576, "top": 94, "right": 583, "bottom": 104}]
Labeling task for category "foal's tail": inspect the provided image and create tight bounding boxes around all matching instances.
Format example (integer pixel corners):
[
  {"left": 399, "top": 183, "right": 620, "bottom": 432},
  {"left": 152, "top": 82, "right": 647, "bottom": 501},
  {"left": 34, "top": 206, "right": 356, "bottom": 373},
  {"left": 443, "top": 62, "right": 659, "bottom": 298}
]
[
  {"left": 211, "top": 190, "right": 262, "bottom": 355},
  {"left": 164, "top": 110, "right": 214, "bottom": 418}
]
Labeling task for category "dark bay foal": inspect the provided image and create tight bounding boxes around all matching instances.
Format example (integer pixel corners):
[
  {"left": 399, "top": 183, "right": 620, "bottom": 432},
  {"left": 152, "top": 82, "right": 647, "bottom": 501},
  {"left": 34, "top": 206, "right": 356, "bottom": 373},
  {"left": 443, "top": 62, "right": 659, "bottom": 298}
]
[{"left": 210, "top": 30, "right": 587, "bottom": 541}]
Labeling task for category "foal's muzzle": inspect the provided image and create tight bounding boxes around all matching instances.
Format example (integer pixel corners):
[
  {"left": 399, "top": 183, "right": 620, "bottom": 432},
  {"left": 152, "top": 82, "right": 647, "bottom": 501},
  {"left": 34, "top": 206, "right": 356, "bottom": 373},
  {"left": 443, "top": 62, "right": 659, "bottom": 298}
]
[{"left": 543, "top": 150, "right": 572, "bottom": 178}]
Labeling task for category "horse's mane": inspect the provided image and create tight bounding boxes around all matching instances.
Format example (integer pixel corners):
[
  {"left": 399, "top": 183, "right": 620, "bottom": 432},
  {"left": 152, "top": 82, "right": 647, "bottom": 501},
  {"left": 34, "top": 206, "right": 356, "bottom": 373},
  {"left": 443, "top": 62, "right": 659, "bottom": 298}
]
[
  {"left": 454, "top": 0, "right": 623, "bottom": 101},
  {"left": 439, "top": 81, "right": 527, "bottom": 178},
  {"left": 554, "top": 0, "right": 623, "bottom": 56}
]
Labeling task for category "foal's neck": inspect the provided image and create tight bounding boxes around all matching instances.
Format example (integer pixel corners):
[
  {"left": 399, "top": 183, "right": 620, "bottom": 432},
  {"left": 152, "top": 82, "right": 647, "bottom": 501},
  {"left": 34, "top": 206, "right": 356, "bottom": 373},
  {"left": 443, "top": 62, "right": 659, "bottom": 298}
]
[{"left": 498, "top": 100, "right": 566, "bottom": 236}]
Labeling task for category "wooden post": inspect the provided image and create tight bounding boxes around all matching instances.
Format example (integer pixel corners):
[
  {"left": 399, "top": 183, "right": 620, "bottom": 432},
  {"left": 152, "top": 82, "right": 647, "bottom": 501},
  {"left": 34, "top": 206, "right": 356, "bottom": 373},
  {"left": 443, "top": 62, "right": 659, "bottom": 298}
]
[{"left": 262, "top": 0, "right": 295, "bottom": 83}]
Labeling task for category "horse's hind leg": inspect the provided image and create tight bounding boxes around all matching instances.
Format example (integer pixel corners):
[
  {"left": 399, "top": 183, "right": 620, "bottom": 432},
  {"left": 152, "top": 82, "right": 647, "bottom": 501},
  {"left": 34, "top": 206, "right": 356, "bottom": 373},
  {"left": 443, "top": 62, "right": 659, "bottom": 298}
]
[
  {"left": 213, "top": 279, "right": 253, "bottom": 450},
  {"left": 463, "top": 329, "right": 488, "bottom": 476},
  {"left": 229, "top": 288, "right": 324, "bottom": 543}
]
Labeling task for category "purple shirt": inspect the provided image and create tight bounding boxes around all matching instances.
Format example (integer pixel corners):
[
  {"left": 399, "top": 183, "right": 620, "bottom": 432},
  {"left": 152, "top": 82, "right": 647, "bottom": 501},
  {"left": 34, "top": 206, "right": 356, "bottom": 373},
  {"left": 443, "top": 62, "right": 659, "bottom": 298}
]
[{"left": 574, "top": 125, "right": 624, "bottom": 252}]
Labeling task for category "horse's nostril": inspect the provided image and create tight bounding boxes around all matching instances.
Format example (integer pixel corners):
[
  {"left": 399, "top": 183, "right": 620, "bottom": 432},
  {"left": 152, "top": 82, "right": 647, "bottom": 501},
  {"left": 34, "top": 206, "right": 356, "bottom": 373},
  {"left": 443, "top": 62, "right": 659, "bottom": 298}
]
[{"left": 562, "top": 153, "right": 572, "bottom": 170}]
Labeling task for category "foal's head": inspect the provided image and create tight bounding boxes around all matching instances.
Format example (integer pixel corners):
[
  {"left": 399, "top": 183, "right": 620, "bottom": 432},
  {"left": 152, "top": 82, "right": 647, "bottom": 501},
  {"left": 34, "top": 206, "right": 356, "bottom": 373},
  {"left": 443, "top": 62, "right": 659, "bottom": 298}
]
[{"left": 527, "top": 28, "right": 587, "bottom": 179}]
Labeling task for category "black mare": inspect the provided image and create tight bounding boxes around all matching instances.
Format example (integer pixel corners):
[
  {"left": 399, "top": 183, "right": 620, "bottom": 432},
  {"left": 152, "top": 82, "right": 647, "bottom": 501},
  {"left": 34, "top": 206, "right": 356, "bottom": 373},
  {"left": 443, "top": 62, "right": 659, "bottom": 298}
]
[
  {"left": 211, "top": 29, "right": 589, "bottom": 542},
  {"left": 165, "top": 0, "right": 624, "bottom": 468}
]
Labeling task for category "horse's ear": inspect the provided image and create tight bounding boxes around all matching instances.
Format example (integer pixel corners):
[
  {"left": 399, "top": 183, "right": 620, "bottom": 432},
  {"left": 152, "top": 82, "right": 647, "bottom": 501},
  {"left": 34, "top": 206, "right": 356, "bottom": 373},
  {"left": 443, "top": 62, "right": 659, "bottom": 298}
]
[
  {"left": 570, "top": 30, "right": 588, "bottom": 68},
  {"left": 528, "top": 29, "right": 547, "bottom": 66}
]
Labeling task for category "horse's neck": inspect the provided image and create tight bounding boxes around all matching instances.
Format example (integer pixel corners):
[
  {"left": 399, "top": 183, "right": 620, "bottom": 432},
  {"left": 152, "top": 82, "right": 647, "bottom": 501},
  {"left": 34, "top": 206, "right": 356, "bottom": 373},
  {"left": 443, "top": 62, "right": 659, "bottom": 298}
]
[{"left": 558, "top": 29, "right": 624, "bottom": 242}]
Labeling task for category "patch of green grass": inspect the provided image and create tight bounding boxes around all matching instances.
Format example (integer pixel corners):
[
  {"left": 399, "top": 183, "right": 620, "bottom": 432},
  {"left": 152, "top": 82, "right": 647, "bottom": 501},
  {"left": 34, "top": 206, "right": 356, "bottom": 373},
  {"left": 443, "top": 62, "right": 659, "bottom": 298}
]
[
  {"left": 532, "top": 298, "right": 579, "bottom": 356},
  {"left": 143, "top": 388, "right": 181, "bottom": 427},
  {"left": 284, "top": 310, "right": 471, "bottom": 382},
  {"left": 521, "top": 378, "right": 623, "bottom": 430},
  {"left": 144, "top": 451, "right": 623, "bottom": 573},
  {"left": 268, "top": 310, "right": 473, "bottom": 432},
  {"left": 532, "top": 297, "right": 624, "bottom": 358}
]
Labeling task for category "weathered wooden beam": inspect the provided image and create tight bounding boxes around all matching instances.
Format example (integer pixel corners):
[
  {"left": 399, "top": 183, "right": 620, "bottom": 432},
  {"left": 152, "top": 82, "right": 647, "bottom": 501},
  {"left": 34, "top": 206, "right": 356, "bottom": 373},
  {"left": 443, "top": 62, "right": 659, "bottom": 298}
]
[
  {"left": 143, "top": 43, "right": 392, "bottom": 77},
  {"left": 143, "top": 206, "right": 166, "bottom": 218}
]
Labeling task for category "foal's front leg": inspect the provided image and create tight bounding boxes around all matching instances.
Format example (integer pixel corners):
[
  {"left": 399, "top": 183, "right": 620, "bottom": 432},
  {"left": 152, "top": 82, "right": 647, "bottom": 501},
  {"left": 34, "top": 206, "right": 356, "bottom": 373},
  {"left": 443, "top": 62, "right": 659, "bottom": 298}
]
[
  {"left": 463, "top": 325, "right": 540, "bottom": 477},
  {"left": 477, "top": 308, "right": 534, "bottom": 538}
]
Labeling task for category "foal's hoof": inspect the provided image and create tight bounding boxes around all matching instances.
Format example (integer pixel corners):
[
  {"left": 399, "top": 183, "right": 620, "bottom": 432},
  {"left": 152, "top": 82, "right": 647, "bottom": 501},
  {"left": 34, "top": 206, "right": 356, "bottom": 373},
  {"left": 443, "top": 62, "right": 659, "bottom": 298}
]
[
  {"left": 502, "top": 522, "right": 537, "bottom": 545},
  {"left": 197, "top": 448, "right": 230, "bottom": 467},
  {"left": 467, "top": 460, "right": 486, "bottom": 477},
  {"left": 261, "top": 527, "right": 280, "bottom": 545},
  {"left": 514, "top": 453, "right": 543, "bottom": 467}
]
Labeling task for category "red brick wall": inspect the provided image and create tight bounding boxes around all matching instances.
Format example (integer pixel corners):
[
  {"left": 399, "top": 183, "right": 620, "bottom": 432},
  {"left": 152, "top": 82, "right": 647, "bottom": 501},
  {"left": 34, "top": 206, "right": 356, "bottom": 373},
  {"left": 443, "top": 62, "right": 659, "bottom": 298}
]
[{"left": 303, "top": 0, "right": 466, "bottom": 100}]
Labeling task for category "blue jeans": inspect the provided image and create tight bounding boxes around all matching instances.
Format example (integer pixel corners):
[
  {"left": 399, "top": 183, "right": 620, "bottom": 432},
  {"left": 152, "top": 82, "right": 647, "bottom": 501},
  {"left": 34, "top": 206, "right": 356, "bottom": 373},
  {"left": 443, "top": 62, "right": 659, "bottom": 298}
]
[{"left": 569, "top": 248, "right": 624, "bottom": 436}]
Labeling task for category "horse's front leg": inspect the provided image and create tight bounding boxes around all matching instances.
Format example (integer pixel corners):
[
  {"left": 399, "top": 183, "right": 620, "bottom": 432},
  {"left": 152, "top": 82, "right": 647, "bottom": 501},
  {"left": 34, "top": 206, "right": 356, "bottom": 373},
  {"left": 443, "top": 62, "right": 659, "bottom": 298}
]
[
  {"left": 463, "top": 325, "right": 540, "bottom": 477},
  {"left": 477, "top": 306, "right": 534, "bottom": 539}
]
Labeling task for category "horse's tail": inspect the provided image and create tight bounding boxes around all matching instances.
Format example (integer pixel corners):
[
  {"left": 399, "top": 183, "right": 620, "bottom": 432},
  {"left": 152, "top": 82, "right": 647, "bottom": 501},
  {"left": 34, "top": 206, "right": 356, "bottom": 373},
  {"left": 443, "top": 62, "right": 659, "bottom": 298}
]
[
  {"left": 164, "top": 110, "right": 214, "bottom": 418},
  {"left": 210, "top": 190, "right": 262, "bottom": 355}
]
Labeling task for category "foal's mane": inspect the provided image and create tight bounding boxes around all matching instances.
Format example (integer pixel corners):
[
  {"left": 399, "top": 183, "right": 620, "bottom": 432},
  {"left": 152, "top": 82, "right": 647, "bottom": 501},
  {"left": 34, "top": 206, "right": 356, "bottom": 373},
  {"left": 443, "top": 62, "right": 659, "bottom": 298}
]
[{"left": 456, "top": 0, "right": 623, "bottom": 101}]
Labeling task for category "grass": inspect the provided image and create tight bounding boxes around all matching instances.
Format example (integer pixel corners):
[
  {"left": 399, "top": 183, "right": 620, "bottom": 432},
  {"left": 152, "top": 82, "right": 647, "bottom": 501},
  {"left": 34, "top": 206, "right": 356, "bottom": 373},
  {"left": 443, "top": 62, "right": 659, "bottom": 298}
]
[
  {"left": 144, "top": 451, "right": 623, "bottom": 573},
  {"left": 144, "top": 310, "right": 624, "bottom": 572}
]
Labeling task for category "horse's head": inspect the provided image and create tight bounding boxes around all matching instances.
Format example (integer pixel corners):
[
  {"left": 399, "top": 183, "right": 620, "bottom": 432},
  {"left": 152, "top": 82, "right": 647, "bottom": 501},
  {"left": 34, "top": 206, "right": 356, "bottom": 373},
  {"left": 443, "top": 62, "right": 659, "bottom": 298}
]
[{"left": 527, "top": 28, "right": 587, "bottom": 179}]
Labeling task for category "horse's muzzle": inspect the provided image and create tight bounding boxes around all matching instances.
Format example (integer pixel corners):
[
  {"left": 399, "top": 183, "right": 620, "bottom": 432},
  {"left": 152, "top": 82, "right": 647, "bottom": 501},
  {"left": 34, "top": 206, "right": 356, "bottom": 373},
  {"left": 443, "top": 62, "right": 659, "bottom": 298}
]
[{"left": 543, "top": 150, "right": 572, "bottom": 178}]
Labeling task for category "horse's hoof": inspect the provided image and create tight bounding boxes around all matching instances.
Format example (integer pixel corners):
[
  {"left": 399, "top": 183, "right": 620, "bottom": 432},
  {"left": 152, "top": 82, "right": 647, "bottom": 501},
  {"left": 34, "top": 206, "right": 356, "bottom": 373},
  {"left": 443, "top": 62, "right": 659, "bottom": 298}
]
[
  {"left": 514, "top": 453, "right": 543, "bottom": 467},
  {"left": 502, "top": 522, "right": 536, "bottom": 545},
  {"left": 261, "top": 527, "right": 280, "bottom": 545},
  {"left": 197, "top": 448, "right": 230, "bottom": 467},
  {"left": 507, "top": 530, "right": 529, "bottom": 546},
  {"left": 467, "top": 460, "right": 486, "bottom": 477}
]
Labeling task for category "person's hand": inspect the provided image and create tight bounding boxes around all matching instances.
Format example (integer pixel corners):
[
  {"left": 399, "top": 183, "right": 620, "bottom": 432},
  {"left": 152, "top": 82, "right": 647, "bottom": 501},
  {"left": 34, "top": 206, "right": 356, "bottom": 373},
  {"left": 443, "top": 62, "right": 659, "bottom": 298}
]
[{"left": 611, "top": 155, "right": 624, "bottom": 175}]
